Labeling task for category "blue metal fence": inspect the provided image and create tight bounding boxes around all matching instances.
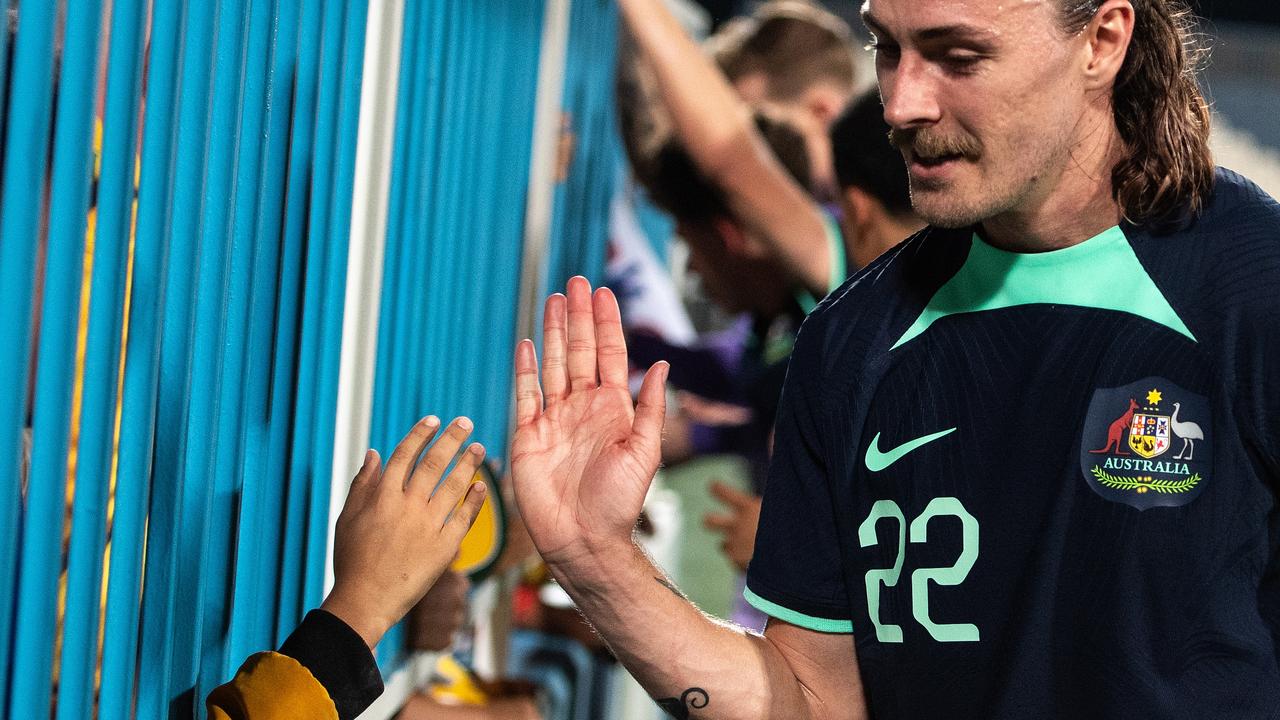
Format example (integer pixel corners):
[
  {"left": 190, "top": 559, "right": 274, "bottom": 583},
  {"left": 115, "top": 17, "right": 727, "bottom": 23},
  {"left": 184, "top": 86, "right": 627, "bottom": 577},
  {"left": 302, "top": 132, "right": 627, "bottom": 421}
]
[
  {"left": 0, "top": 0, "right": 367, "bottom": 715},
  {"left": 545, "top": 0, "right": 622, "bottom": 294},
  {"left": 1, "top": 0, "right": 621, "bottom": 714},
  {"left": 371, "top": 0, "right": 549, "bottom": 667},
  {"left": 367, "top": 0, "right": 622, "bottom": 678}
]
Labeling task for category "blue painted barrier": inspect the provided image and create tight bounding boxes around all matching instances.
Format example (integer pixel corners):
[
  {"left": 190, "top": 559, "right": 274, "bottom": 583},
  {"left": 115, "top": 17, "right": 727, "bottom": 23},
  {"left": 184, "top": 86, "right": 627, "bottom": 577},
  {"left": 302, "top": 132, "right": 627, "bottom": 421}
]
[{"left": 1, "top": 0, "right": 620, "bottom": 714}]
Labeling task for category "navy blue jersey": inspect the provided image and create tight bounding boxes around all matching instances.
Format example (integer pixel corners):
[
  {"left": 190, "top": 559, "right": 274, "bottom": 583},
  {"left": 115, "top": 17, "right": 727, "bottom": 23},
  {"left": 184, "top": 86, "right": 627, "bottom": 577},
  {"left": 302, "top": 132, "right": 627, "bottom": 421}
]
[{"left": 746, "top": 169, "right": 1280, "bottom": 719}]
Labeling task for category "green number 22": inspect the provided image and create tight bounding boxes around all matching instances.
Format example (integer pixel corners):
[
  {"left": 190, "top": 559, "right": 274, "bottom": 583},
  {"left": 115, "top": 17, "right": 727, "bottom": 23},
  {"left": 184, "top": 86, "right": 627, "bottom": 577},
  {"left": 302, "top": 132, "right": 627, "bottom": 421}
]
[{"left": 857, "top": 497, "right": 980, "bottom": 643}]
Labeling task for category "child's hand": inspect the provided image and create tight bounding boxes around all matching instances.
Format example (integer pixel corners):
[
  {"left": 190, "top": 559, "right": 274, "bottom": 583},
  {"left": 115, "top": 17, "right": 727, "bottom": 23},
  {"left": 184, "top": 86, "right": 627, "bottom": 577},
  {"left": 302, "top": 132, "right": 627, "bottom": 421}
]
[{"left": 321, "top": 416, "right": 488, "bottom": 649}]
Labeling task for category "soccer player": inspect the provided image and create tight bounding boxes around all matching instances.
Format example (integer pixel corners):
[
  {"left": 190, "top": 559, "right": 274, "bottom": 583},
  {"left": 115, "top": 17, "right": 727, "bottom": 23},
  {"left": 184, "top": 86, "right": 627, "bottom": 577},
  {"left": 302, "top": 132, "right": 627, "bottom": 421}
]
[{"left": 508, "top": 0, "right": 1280, "bottom": 718}]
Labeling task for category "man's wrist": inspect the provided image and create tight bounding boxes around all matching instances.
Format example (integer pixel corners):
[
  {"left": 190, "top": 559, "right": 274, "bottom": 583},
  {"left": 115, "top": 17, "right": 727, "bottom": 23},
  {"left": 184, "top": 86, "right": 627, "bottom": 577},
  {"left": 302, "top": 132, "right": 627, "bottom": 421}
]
[{"left": 544, "top": 538, "right": 646, "bottom": 597}]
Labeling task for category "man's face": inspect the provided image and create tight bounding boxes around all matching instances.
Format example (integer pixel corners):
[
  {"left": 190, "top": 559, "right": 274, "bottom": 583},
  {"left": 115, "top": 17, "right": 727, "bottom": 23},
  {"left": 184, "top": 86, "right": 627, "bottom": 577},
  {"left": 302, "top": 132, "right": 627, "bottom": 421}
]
[
  {"left": 864, "top": 0, "right": 1089, "bottom": 228},
  {"left": 678, "top": 221, "right": 778, "bottom": 316},
  {"left": 679, "top": 222, "right": 747, "bottom": 314}
]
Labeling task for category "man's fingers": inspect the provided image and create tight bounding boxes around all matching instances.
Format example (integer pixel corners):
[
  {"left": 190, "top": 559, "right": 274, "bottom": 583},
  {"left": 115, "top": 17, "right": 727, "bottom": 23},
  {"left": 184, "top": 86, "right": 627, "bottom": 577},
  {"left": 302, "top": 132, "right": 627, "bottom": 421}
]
[
  {"left": 429, "top": 443, "right": 486, "bottom": 525},
  {"left": 593, "top": 287, "right": 629, "bottom": 388},
  {"left": 709, "top": 481, "right": 752, "bottom": 510},
  {"left": 630, "top": 361, "right": 669, "bottom": 459},
  {"left": 514, "top": 339, "right": 543, "bottom": 426},
  {"left": 566, "top": 276, "right": 598, "bottom": 392},
  {"left": 542, "top": 294, "right": 569, "bottom": 404},
  {"left": 446, "top": 481, "right": 489, "bottom": 540},
  {"left": 408, "top": 417, "right": 473, "bottom": 495},
  {"left": 703, "top": 512, "right": 735, "bottom": 531},
  {"left": 384, "top": 416, "right": 441, "bottom": 486}
]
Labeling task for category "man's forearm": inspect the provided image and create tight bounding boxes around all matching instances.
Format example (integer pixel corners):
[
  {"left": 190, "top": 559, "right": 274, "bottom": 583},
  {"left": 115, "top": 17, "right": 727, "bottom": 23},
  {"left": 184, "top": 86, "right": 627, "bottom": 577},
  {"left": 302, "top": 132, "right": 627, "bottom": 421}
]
[
  {"left": 549, "top": 543, "right": 818, "bottom": 719},
  {"left": 616, "top": 0, "right": 754, "bottom": 177},
  {"left": 615, "top": 0, "right": 835, "bottom": 298}
]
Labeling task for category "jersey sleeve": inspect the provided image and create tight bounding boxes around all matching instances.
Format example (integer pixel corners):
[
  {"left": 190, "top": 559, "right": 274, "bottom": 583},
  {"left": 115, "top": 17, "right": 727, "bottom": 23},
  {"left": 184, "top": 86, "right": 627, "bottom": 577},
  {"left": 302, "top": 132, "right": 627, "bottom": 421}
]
[
  {"left": 745, "top": 320, "right": 853, "bottom": 633},
  {"left": 1217, "top": 176, "right": 1280, "bottom": 476},
  {"left": 206, "top": 610, "right": 383, "bottom": 720},
  {"left": 206, "top": 651, "right": 339, "bottom": 720}
]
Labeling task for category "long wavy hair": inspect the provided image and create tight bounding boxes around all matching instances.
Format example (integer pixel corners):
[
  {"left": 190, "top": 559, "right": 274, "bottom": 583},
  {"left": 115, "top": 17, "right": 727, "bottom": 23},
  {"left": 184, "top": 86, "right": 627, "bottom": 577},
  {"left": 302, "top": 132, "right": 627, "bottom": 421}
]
[{"left": 1060, "top": 0, "right": 1215, "bottom": 228}]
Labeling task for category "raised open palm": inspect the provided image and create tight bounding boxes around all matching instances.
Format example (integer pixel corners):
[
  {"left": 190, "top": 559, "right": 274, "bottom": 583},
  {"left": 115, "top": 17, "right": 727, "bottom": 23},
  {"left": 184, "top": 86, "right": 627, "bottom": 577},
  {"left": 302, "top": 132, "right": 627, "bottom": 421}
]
[{"left": 510, "top": 277, "right": 669, "bottom": 565}]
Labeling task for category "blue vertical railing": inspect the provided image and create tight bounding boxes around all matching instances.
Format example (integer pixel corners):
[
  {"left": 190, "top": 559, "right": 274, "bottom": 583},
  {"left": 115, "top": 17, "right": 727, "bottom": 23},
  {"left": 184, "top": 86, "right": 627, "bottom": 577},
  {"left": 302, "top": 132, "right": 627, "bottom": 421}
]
[
  {"left": 302, "top": 0, "right": 369, "bottom": 617},
  {"left": 366, "top": 0, "right": 622, "bottom": 681},
  {"left": 370, "top": 0, "right": 552, "bottom": 670},
  {"left": 199, "top": 0, "right": 276, "bottom": 690},
  {"left": 55, "top": 0, "right": 148, "bottom": 714},
  {"left": 97, "top": 0, "right": 188, "bottom": 713},
  {"left": 9, "top": 0, "right": 105, "bottom": 712},
  {"left": 545, "top": 0, "right": 623, "bottom": 295},
  {"left": 222, "top": 0, "right": 305, "bottom": 674},
  {"left": 0, "top": 2, "right": 60, "bottom": 709}
]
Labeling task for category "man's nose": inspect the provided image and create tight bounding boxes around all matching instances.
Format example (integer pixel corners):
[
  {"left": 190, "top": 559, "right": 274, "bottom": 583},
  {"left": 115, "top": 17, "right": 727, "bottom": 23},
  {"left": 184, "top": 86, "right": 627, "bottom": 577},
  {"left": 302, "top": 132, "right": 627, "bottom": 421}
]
[{"left": 881, "top": 55, "right": 942, "bottom": 131}]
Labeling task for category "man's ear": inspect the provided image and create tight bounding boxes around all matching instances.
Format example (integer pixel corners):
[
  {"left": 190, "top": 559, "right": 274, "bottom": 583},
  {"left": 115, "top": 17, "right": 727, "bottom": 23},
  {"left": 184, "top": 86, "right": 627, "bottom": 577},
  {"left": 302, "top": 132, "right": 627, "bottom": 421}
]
[
  {"left": 712, "top": 216, "right": 749, "bottom": 256},
  {"left": 843, "top": 186, "right": 872, "bottom": 230},
  {"left": 1083, "top": 0, "right": 1136, "bottom": 91},
  {"left": 805, "top": 84, "right": 849, "bottom": 128}
]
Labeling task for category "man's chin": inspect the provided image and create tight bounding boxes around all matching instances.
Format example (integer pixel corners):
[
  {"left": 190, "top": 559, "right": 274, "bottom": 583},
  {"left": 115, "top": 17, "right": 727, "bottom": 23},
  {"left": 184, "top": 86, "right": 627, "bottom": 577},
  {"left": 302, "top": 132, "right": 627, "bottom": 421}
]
[{"left": 910, "top": 193, "right": 985, "bottom": 230}]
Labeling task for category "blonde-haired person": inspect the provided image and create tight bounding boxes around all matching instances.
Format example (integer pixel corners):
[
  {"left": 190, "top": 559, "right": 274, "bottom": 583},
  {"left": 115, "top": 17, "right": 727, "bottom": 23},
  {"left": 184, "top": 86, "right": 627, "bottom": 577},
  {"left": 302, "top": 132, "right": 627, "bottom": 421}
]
[
  {"left": 206, "top": 416, "right": 488, "bottom": 720},
  {"left": 708, "top": 1, "right": 857, "bottom": 195},
  {"left": 619, "top": 0, "right": 856, "bottom": 302}
]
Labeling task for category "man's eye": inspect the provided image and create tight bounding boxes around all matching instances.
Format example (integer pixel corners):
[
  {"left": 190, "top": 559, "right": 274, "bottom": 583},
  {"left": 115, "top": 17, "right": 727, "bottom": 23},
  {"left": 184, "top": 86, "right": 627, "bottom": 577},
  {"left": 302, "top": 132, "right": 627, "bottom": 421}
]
[
  {"left": 944, "top": 53, "right": 985, "bottom": 72},
  {"left": 867, "top": 42, "right": 901, "bottom": 58}
]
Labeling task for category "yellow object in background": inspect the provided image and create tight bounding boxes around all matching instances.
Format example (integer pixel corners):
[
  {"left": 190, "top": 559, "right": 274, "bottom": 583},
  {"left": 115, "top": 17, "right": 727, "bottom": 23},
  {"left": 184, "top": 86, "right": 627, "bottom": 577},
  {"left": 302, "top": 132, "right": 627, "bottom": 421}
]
[
  {"left": 449, "top": 463, "right": 505, "bottom": 581},
  {"left": 428, "top": 654, "right": 489, "bottom": 706}
]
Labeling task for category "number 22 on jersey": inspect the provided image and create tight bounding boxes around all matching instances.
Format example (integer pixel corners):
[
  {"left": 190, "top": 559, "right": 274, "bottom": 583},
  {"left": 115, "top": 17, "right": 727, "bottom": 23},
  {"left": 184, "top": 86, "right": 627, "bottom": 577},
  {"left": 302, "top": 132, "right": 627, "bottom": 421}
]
[{"left": 858, "top": 497, "right": 980, "bottom": 643}]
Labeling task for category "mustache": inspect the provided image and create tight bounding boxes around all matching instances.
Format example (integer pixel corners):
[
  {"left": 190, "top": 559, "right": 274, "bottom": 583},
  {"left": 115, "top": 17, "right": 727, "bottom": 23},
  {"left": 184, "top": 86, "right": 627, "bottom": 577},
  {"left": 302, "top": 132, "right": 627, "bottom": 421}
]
[{"left": 888, "top": 128, "right": 982, "bottom": 159}]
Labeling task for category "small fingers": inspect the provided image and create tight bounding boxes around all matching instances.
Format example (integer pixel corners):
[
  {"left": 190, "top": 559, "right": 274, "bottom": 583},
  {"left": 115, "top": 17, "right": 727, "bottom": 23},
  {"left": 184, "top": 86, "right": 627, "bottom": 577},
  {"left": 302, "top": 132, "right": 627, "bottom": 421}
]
[
  {"left": 593, "top": 287, "right": 629, "bottom": 388},
  {"left": 703, "top": 512, "right": 735, "bottom": 532},
  {"left": 350, "top": 449, "right": 380, "bottom": 489},
  {"left": 340, "top": 450, "right": 381, "bottom": 519},
  {"left": 565, "top": 277, "right": 598, "bottom": 391},
  {"left": 384, "top": 417, "right": 441, "bottom": 488},
  {"left": 429, "top": 443, "right": 486, "bottom": 527},
  {"left": 514, "top": 340, "right": 543, "bottom": 426},
  {"left": 542, "top": 294, "right": 569, "bottom": 404},
  {"left": 445, "top": 481, "right": 489, "bottom": 540},
  {"left": 408, "top": 417, "right": 474, "bottom": 496},
  {"left": 709, "top": 481, "right": 752, "bottom": 510}
]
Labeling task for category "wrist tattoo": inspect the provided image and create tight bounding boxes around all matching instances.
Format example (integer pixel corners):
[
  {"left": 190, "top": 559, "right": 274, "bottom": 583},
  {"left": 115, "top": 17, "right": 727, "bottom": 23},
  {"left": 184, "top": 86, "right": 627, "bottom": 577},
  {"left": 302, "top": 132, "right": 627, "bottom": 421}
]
[
  {"left": 657, "top": 688, "right": 709, "bottom": 719},
  {"left": 654, "top": 576, "right": 685, "bottom": 599}
]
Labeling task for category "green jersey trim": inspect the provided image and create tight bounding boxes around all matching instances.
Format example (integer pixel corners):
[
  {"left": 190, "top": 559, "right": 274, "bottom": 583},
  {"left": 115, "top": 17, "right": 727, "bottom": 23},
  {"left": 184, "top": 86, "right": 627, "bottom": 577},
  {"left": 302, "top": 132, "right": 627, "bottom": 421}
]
[
  {"left": 743, "top": 587, "right": 855, "bottom": 634},
  {"left": 891, "top": 226, "right": 1196, "bottom": 350}
]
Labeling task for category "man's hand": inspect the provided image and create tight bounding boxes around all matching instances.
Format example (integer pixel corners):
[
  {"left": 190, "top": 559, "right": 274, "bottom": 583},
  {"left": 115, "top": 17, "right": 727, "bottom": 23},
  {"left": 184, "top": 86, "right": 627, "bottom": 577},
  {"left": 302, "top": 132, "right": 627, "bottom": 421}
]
[
  {"left": 321, "top": 417, "right": 488, "bottom": 649},
  {"left": 703, "top": 482, "right": 762, "bottom": 572},
  {"left": 677, "top": 392, "right": 752, "bottom": 428},
  {"left": 510, "top": 277, "right": 669, "bottom": 568}
]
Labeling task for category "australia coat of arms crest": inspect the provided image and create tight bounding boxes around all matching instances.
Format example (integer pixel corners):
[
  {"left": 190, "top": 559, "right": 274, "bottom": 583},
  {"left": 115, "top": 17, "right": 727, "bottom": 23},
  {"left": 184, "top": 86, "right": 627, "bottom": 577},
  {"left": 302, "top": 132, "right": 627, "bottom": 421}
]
[{"left": 1079, "top": 377, "right": 1212, "bottom": 511}]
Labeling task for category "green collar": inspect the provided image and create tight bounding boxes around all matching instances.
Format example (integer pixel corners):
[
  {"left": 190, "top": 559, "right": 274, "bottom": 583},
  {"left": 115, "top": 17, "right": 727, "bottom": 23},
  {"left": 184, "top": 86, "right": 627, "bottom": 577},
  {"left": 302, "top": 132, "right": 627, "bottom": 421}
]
[{"left": 892, "top": 226, "right": 1195, "bottom": 350}]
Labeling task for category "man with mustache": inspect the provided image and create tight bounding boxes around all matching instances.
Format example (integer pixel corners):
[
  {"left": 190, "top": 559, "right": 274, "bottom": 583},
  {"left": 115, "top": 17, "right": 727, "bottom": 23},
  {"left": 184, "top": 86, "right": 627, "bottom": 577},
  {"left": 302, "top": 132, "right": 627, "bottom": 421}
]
[{"left": 508, "top": 1, "right": 1280, "bottom": 718}]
